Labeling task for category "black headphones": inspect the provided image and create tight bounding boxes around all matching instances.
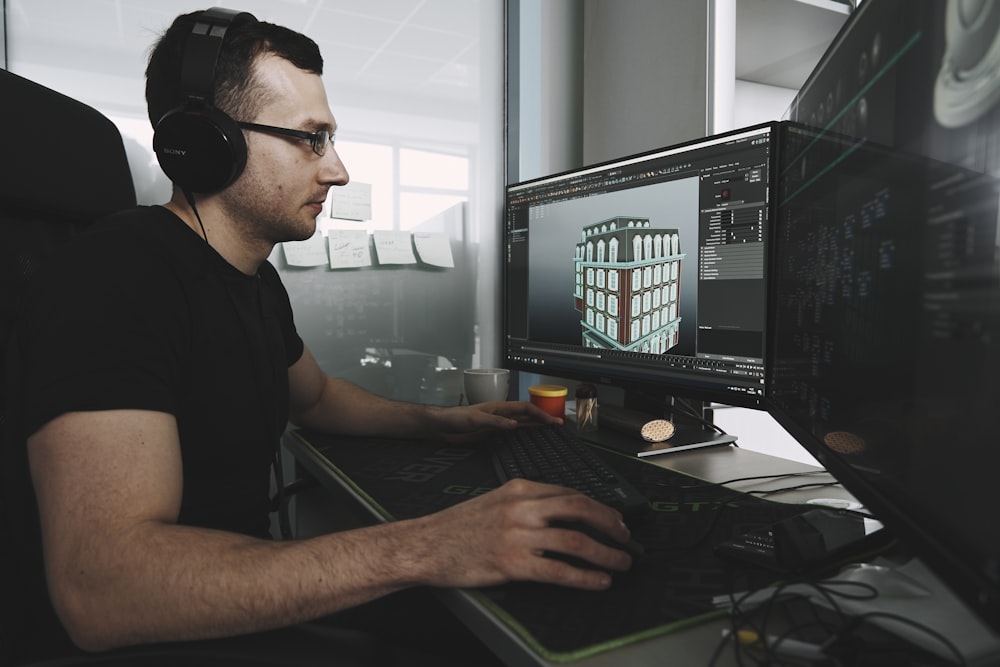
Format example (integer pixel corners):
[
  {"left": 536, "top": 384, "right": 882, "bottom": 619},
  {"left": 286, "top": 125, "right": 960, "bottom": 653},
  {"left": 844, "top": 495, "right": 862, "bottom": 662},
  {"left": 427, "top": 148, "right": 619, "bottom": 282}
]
[{"left": 153, "top": 7, "right": 258, "bottom": 194}]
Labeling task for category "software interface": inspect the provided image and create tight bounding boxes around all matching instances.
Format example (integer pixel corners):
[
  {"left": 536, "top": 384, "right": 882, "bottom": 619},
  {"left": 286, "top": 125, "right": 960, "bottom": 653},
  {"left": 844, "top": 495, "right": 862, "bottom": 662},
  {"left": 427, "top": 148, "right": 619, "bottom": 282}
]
[{"left": 504, "top": 125, "right": 775, "bottom": 406}]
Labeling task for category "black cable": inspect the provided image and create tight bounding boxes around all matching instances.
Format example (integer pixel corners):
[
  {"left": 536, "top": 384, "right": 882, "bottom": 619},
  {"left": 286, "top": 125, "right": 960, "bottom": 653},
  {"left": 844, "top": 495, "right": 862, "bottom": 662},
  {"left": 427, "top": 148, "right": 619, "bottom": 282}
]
[
  {"left": 722, "top": 582, "right": 848, "bottom": 666},
  {"left": 745, "top": 481, "right": 845, "bottom": 497},
  {"left": 673, "top": 396, "right": 729, "bottom": 435},
  {"left": 183, "top": 191, "right": 297, "bottom": 540},
  {"left": 835, "top": 610, "right": 967, "bottom": 667},
  {"left": 183, "top": 188, "right": 209, "bottom": 243},
  {"left": 721, "top": 576, "right": 968, "bottom": 667},
  {"left": 720, "top": 470, "right": 832, "bottom": 485},
  {"left": 679, "top": 470, "right": 831, "bottom": 490}
]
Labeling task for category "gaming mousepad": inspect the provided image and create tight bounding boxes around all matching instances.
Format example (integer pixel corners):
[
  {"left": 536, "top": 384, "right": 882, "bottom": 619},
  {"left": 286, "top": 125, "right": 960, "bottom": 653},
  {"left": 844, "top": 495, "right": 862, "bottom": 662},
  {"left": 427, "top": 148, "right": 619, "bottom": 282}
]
[{"left": 289, "top": 429, "right": 814, "bottom": 663}]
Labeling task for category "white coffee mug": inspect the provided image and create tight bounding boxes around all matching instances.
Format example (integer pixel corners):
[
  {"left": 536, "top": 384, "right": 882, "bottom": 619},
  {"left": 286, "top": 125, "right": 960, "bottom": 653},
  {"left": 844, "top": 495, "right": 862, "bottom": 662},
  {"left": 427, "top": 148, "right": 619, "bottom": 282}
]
[{"left": 463, "top": 368, "right": 511, "bottom": 404}]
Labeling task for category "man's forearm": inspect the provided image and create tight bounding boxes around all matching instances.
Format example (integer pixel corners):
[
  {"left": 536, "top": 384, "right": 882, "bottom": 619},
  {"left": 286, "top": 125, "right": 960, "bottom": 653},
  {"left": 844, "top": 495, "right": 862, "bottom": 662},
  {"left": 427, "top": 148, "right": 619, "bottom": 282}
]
[
  {"left": 290, "top": 376, "right": 440, "bottom": 439},
  {"left": 51, "top": 519, "right": 425, "bottom": 652}
]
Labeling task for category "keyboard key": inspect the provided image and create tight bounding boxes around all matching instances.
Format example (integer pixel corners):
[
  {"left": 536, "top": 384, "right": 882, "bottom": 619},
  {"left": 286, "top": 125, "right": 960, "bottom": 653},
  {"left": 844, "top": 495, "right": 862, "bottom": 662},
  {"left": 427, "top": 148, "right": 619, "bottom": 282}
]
[{"left": 491, "top": 424, "right": 649, "bottom": 515}]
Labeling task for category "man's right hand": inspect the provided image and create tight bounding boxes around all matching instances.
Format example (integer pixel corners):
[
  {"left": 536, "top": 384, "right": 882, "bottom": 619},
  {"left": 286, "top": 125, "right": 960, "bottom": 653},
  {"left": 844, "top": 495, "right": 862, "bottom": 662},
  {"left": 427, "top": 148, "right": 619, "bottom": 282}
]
[{"left": 399, "top": 478, "right": 635, "bottom": 591}]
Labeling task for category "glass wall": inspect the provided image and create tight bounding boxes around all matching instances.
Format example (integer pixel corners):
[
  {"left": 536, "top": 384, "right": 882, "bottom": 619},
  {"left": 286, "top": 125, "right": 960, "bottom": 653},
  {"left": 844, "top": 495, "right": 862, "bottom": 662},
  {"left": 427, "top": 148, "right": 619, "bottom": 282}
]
[{"left": 5, "top": 0, "right": 504, "bottom": 405}]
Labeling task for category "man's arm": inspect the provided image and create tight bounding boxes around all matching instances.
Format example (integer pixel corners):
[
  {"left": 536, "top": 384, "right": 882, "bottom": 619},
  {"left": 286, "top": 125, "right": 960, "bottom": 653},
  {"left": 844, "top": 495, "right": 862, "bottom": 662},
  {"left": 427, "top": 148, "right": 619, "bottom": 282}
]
[
  {"left": 28, "top": 409, "right": 414, "bottom": 651},
  {"left": 30, "top": 408, "right": 631, "bottom": 653},
  {"left": 287, "top": 345, "right": 558, "bottom": 440}
]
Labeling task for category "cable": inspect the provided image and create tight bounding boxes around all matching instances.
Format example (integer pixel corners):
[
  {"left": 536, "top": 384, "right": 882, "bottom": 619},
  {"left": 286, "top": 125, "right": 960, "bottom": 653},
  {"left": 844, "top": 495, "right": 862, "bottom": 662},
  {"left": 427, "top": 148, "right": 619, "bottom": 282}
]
[
  {"left": 183, "top": 188, "right": 209, "bottom": 243},
  {"left": 673, "top": 470, "right": 833, "bottom": 494},
  {"left": 185, "top": 190, "right": 298, "bottom": 541},
  {"left": 673, "top": 396, "right": 729, "bottom": 435},
  {"left": 833, "top": 611, "right": 967, "bottom": 667},
  {"left": 745, "top": 481, "right": 845, "bottom": 497},
  {"left": 717, "top": 575, "right": 969, "bottom": 667}
]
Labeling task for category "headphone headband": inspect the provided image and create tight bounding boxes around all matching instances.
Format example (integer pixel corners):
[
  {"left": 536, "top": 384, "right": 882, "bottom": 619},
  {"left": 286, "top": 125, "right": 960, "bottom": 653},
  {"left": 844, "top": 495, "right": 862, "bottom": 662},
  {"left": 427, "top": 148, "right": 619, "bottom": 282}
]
[
  {"left": 179, "top": 8, "right": 254, "bottom": 104},
  {"left": 153, "top": 7, "right": 258, "bottom": 194}
]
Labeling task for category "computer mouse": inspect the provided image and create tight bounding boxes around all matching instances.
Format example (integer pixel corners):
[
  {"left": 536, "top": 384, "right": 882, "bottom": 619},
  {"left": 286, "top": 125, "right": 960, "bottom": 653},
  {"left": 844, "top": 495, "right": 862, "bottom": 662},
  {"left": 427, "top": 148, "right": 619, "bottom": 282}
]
[{"left": 548, "top": 519, "right": 646, "bottom": 563}]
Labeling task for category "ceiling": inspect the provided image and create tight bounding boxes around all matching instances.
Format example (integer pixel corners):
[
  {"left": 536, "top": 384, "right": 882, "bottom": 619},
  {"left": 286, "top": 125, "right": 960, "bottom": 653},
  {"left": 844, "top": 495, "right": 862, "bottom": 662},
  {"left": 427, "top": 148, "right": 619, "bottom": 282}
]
[
  {"left": 735, "top": 0, "right": 851, "bottom": 90},
  {"left": 6, "top": 0, "right": 852, "bottom": 118},
  {"left": 5, "top": 0, "right": 486, "bottom": 113}
]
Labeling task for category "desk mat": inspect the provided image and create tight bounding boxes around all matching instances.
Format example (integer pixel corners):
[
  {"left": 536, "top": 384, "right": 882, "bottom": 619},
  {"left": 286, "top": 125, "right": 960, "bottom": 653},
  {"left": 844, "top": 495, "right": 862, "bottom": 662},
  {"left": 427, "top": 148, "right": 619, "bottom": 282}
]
[{"left": 291, "top": 430, "right": 813, "bottom": 663}]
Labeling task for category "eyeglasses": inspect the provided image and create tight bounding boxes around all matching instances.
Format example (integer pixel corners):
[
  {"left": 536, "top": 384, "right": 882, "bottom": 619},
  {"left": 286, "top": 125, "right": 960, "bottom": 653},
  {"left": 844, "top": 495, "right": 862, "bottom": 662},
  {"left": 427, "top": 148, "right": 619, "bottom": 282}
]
[{"left": 236, "top": 121, "right": 335, "bottom": 156}]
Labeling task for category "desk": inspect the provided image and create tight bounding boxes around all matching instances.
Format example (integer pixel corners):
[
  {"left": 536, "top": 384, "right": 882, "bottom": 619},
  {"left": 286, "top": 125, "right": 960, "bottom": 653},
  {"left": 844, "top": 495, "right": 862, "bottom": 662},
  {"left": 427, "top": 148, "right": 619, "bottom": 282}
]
[{"left": 284, "top": 428, "right": 859, "bottom": 667}]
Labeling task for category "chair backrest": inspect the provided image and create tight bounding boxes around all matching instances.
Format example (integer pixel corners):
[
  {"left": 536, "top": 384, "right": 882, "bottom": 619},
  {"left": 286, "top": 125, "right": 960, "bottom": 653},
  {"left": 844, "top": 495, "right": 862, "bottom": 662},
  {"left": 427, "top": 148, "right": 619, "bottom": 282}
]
[{"left": 0, "top": 68, "right": 136, "bottom": 664}]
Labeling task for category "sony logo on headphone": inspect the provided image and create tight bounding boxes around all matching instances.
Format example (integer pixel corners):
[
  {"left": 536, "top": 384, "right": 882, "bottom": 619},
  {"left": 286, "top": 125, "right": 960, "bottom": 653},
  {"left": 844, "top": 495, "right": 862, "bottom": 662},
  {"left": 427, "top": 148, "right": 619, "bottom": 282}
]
[{"left": 162, "top": 148, "right": 187, "bottom": 156}]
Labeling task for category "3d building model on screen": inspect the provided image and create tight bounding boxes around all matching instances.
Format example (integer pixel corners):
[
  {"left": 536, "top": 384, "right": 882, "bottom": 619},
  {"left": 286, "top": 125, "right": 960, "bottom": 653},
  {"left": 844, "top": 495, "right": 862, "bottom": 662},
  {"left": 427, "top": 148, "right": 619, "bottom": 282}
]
[{"left": 574, "top": 217, "right": 685, "bottom": 354}]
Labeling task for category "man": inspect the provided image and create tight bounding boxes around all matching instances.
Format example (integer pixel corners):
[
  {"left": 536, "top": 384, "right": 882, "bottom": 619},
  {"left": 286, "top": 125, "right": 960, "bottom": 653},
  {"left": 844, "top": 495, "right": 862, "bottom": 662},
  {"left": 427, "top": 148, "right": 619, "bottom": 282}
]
[{"left": 16, "top": 8, "right": 633, "bottom": 665}]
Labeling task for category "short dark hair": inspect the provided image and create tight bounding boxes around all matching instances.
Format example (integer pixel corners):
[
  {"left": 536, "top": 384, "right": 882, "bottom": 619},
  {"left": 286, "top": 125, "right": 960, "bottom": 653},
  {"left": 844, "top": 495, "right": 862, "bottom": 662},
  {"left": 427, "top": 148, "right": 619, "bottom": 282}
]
[{"left": 145, "top": 9, "right": 324, "bottom": 128}]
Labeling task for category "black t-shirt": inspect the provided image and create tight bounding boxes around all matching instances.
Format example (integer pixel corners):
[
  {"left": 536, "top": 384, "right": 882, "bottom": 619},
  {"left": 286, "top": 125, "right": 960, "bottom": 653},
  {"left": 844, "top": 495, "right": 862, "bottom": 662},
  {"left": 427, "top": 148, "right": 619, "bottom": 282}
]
[
  {"left": 20, "top": 205, "right": 305, "bottom": 536},
  {"left": 10, "top": 205, "right": 304, "bottom": 663}
]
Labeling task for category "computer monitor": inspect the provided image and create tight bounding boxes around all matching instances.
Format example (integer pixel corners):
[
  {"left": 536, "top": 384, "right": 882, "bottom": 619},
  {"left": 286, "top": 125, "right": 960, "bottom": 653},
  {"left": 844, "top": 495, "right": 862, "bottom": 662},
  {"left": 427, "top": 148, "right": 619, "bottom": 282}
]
[
  {"left": 769, "top": 0, "right": 1000, "bottom": 638},
  {"left": 502, "top": 123, "right": 777, "bottom": 412}
]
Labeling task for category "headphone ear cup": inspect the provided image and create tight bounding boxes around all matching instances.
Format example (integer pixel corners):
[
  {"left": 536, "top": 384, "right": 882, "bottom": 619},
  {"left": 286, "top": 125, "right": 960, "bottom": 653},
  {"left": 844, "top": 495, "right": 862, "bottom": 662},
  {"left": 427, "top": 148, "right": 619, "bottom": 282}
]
[{"left": 153, "top": 105, "right": 247, "bottom": 194}]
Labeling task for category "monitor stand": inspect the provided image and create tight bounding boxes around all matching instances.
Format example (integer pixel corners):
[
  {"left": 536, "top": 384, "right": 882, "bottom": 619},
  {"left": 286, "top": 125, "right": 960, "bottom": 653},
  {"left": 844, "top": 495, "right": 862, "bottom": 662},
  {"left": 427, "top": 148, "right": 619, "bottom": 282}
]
[
  {"left": 582, "top": 390, "right": 736, "bottom": 457},
  {"left": 740, "top": 556, "right": 1000, "bottom": 665}
]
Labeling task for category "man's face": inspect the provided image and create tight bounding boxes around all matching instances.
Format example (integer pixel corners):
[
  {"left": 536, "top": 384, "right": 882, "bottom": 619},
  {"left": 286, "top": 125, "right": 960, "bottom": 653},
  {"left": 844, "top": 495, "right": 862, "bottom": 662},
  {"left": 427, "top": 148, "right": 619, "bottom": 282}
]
[{"left": 221, "top": 53, "right": 349, "bottom": 245}]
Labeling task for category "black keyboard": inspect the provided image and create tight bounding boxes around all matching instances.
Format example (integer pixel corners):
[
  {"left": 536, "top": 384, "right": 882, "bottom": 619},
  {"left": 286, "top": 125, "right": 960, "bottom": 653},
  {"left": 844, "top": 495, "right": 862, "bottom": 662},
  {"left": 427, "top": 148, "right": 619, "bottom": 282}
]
[{"left": 491, "top": 424, "right": 649, "bottom": 515}]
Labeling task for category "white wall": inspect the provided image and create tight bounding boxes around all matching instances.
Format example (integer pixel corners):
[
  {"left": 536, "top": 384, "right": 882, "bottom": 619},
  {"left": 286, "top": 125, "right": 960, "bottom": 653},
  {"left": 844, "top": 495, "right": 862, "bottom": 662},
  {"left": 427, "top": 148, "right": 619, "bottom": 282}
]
[
  {"left": 581, "top": 0, "right": 710, "bottom": 165},
  {"left": 735, "top": 79, "right": 798, "bottom": 126}
]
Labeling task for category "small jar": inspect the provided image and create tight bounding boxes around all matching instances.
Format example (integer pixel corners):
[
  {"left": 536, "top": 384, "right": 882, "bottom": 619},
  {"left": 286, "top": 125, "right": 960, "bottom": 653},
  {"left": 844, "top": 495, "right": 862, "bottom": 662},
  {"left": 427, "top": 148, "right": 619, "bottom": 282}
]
[
  {"left": 528, "top": 384, "right": 568, "bottom": 418},
  {"left": 575, "top": 383, "right": 599, "bottom": 432}
]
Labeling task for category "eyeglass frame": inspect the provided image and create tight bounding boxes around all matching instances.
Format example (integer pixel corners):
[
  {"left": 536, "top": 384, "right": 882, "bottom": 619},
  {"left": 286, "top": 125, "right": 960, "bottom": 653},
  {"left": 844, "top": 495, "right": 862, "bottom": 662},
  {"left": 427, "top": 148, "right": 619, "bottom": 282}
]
[{"left": 236, "top": 121, "right": 335, "bottom": 156}]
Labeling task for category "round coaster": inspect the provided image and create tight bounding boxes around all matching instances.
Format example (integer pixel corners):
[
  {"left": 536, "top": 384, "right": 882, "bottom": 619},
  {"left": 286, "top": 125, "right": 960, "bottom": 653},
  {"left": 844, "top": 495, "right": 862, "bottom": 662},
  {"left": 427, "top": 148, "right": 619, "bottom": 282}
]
[
  {"left": 640, "top": 419, "right": 675, "bottom": 442},
  {"left": 823, "top": 430, "right": 867, "bottom": 454}
]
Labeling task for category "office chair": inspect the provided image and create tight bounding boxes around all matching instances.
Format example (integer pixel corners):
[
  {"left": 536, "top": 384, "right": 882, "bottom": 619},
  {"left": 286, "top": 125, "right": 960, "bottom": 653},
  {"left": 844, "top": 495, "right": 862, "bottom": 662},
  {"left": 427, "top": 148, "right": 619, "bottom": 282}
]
[
  {"left": 0, "top": 66, "right": 138, "bottom": 667},
  {"left": 0, "top": 69, "right": 380, "bottom": 667}
]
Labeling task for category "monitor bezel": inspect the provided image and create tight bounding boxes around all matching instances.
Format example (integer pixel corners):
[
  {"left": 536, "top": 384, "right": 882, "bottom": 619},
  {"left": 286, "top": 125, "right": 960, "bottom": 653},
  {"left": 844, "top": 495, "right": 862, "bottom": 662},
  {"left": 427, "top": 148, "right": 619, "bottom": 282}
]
[{"left": 501, "top": 122, "right": 781, "bottom": 411}]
